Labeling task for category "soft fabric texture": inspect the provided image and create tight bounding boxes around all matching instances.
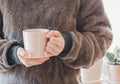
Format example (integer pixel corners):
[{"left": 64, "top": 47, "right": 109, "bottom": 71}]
[{"left": 0, "top": 0, "right": 112, "bottom": 84}]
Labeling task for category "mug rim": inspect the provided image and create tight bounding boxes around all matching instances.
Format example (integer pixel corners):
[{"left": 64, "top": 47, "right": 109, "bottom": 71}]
[{"left": 23, "top": 28, "right": 49, "bottom": 33}]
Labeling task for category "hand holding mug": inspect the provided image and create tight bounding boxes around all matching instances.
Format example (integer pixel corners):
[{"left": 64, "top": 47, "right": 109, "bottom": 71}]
[
  {"left": 44, "top": 30, "right": 65, "bottom": 57},
  {"left": 18, "top": 29, "right": 65, "bottom": 67},
  {"left": 17, "top": 47, "right": 49, "bottom": 67}
]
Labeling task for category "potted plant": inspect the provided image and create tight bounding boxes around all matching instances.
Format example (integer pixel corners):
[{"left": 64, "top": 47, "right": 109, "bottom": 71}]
[{"left": 106, "top": 46, "right": 120, "bottom": 81}]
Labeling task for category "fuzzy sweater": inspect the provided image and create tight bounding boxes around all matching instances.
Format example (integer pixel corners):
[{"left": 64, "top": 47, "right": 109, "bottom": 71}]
[{"left": 0, "top": 0, "right": 112, "bottom": 84}]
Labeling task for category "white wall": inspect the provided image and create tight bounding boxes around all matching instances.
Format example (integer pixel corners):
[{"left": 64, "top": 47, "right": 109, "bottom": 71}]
[
  {"left": 103, "top": 0, "right": 120, "bottom": 51},
  {"left": 101, "top": 0, "right": 120, "bottom": 79}
]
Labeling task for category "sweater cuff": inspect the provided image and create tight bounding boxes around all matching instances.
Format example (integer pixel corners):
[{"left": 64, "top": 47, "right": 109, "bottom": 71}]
[
  {"left": 7, "top": 43, "right": 23, "bottom": 65},
  {"left": 59, "top": 32, "right": 73, "bottom": 57}
]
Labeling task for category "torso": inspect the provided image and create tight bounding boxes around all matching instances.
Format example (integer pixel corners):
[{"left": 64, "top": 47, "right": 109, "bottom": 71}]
[{"left": 0, "top": 0, "right": 81, "bottom": 84}]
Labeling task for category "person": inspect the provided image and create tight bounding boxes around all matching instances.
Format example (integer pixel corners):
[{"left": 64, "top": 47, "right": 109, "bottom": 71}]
[{"left": 0, "top": 0, "right": 112, "bottom": 84}]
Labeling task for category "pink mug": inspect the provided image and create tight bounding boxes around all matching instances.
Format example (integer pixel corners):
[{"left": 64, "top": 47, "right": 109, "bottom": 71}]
[{"left": 23, "top": 29, "right": 49, "bottom": 58}]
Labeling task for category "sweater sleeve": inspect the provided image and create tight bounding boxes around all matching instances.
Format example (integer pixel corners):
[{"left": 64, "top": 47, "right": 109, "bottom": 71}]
[
  {"left": 59, "top": 0, "right": 113, "bottom": 69},
  {"left": 7, "top": 45, "right": 23, "bottom": 65},
  {"left": 0, "top": 10, "right": 21, "bottom": 72},
  {"left": 59, "top": 32, "right": 73, "bottom": 57}
]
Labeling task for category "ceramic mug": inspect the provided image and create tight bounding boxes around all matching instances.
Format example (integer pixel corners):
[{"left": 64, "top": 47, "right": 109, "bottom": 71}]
[{"left": 23, "top": 28, "right": 49, "bottom": 58}]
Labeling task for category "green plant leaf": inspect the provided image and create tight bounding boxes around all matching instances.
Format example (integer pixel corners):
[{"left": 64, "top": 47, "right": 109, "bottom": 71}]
[
  {"left": 106, "top": 52, "right": 114, "bottom": 62},
  {"left": 114, "top": 46, "right": 119, "bottom": 57}
]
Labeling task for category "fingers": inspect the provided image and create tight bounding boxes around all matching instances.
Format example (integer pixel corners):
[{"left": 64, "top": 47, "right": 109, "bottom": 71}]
[
  {"left": 50, "top": 37, "right": 63, "bottom": 46},
  {"left": 47, "top": 40, "right": 58, "bottom": 49},
  {"left": 45, "top": 47, "right": 59, "bottom": 56},
  {"left": 17, "top": 47, "right": 50, "bottom": 67},
  {"left": 46, "top": 30, "right": 61, "bottom": 38},
  {"left": 44, "top": 40, "right": 64, "bottom": 57},
  {"left": 18, "top": 56, "right": 49, "bottom": 67},
  {"left": 17, "top": 47, "right": 32, "bottom": 58},
  {"left": 44, "top": 30, "right": 65, "bottom": 57},
  {"left": 46, "top": 41, "right": 61, "bottom": 54},
  {"left": 44, "top": 51, "right": 51, "bottom": 57}
]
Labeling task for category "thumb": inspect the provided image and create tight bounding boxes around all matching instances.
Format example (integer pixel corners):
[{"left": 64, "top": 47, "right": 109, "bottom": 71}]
[
  {"left": 17, "top": 48, "right": 32, "bottom": 58},
  {"left": 17, "top": 47, "right": 26, "bottom": 56}
]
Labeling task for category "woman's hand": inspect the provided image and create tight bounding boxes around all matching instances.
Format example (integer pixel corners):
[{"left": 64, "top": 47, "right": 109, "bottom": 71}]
[
  {"left": 44, "top": 30, "right": 65, "bottom": 57},
  {"left": 17, "top": 47, "right": 49, "bottom": 67}
]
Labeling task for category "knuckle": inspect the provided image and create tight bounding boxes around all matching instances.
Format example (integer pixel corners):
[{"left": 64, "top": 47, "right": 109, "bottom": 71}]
[
  {"left": 50, "top": 37, "right": 55, "bottom": 41},
  {"left": 55, "top": 30, "right": 59, "bottom": 34},
  {"left": 50, "top": 30, "right": 54, "bottom": 33},
  {"left": 54, "top": 51, "right": 59, "bottom": 55},
  {"left": 46, "top": 47, "right": 49, "bottom": 51},
  {"left": 59, "top": 43, "right": 64, "bottom": 47}
]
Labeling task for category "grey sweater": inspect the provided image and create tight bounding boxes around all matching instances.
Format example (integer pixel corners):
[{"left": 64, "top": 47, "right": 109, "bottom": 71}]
[{"left": 0, "top": 0, "right": 112, "bottom": 84}]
